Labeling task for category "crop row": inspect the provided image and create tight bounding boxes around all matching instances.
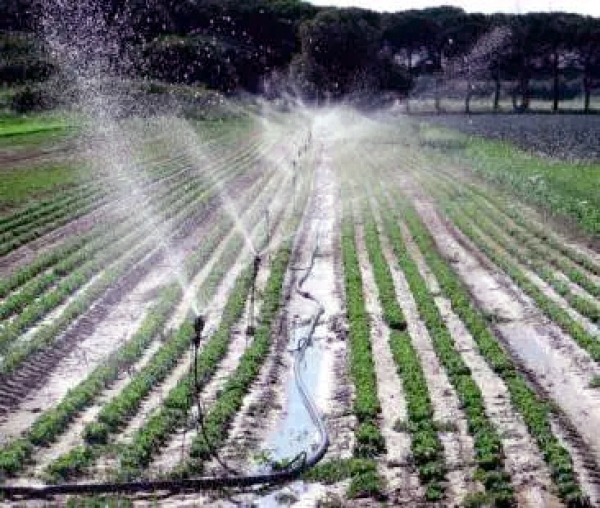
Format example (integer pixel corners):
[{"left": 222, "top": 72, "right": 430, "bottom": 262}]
[
  {"left": 0, "top": 147, "right": 279, "bottom": 478},
  {"left": 339, "top": 190, "right": 386, "bottom": 500},
  {"left": 390, "top": 188, "right": 589, "bottom": 505},
  {"left": 460, "top": 201, "right": 600, "bottom": 324},
  {"left": 0, "top": 192, "right": 112, "bottom": 257},
  {"left": 466, "top": 193, "right": 600, "bottom": 300},
  {"left": 0, "top": 168, "right": 223, "bottom": 359},
  {"left": 456, "top": 177, "right": 600, "bottom": 278},
  {"left": 118, "top": 237, "right": 294, "bottom": 479},
  {"left": 0, "top": 283, "right": 182, "bottom": 480},
  {"left": 182, "top": 244, "right": 293, "bottom": 472},
  {"left": 44, "top": 168, "right": 285, "bottom": 481},
  {"left": 374, "top": 192, "right": 515, "bottom": 506},
  {"left": 0, "top": 157, "right": 185, "bottom": 256},
  {"left": 0, "top": 184, "right": 101, "bottom": 235},
  {"left": 360, "top": 200, "right": 446, "bottom": 502},
  {"left": 0, "top": 225, "right": 136, "bottom": 321},
  {"left": 42, "top": 143, "right": 306, "bottom": 482},
  {"left": 113, "top": 266, "right": 253, "bottom": 480},
  {"left": 0, "top": 190, "right": 247, "bottom": 480},
  {"left": 0, "top": 223, "right": 160, "bottom": 345},
  {"left": 445, "top": 200, "right": 600, "bottom": 363},
  {"left": 0, "top": 128, "right": 266, "bottom": 302},
  {"left": 0, "top": 136, "right": 266, "bottom": 359},
  {"left": 424, "top": 168, "right": 600, "bottom": 319}
]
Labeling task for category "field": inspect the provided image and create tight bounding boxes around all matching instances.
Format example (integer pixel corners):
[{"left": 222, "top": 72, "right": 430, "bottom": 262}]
[{"left": 1, "top": 106, "right": 600, "bottom": 507}]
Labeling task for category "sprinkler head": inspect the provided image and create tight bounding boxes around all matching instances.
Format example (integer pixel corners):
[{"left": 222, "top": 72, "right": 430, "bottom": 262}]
[
  {"left": 253, "top": 255, "right": 261, "bottom": 273},
  {"left": 193, "top": 315, "right": 205, "bottom": 347}
]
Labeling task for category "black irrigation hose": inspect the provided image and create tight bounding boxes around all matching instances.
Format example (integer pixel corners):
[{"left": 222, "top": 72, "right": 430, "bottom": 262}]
[{"left": 0, "top": 223, "right": 329, "bottom": 501}]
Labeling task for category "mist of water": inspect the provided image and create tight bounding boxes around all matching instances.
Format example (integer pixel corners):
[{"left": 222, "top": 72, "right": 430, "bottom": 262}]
[{"left": 35, "top": 0, "right": 269, "bottom": 317}]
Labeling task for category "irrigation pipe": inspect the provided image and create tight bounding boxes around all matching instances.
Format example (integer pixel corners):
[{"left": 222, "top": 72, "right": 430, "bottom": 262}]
[{"left": 0, "top": 220, "right": 329, "bottom": 502}]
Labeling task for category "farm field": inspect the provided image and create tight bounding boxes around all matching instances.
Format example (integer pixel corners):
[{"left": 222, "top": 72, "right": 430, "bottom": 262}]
[
  {"left": 421, "top": 113, "right": 600, "bottom": 162},
  {"left": 1, "top": 106, "right": 600, "bottom": 507}
]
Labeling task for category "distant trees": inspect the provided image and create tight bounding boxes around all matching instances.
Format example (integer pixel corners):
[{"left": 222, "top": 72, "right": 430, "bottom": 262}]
[
  {"left": 575, "top": 18, "right": 600, "bottom": 113},
  {"left": 293, "top": 8, "right": 381, "bottom": 98},
  {"left": 0, "top": 0, "right": 599, "bottom": 111}
]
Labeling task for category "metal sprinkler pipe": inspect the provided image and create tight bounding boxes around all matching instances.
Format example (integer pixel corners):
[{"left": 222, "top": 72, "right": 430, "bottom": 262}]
[{"left": 246, "top": 254, "right": 261, "bottom": 336}]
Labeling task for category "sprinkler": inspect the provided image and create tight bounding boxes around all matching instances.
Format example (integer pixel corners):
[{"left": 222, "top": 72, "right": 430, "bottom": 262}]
[
  {"left": 246, "top": 254, "right": 261, "bottom": 336},
  {"left": 193, "top": 315, "right": 205, "bottom": 347}
]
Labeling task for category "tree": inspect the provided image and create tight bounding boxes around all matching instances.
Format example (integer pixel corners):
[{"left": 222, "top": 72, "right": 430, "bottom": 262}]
[
  {"left": 575, "top": 17, "right": 600, "bottom": 113},
  {"left": 381, "top": 11, "right": 438, "bottom": 73},
  {"left": 297, "top": 8, "right": 382, "bottom": 98}
]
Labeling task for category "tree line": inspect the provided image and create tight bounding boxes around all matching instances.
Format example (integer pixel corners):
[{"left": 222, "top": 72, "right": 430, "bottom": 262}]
[{"left": 1, "top": 0, "right": 600, "bottom": 112}]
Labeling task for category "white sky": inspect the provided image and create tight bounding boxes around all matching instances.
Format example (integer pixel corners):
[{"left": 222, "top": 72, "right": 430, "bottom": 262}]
[{"left": 308, "top": 0, "right": 600, "bottom": 17}]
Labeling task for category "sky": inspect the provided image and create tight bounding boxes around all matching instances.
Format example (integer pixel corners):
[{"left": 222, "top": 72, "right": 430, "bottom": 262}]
[{"left": 308, "top": 0, "right": 600, "bottom": 17}]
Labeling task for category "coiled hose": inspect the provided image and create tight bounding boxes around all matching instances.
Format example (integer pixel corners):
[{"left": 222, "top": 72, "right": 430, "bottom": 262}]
[{"left": 0, "top": 231, "right": 329, "bottom": 500}]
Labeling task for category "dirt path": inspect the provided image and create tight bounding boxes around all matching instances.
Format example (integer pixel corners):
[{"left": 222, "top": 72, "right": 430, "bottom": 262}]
[{"left": 252, "top": 144, "right": 356, "bottom": 506}]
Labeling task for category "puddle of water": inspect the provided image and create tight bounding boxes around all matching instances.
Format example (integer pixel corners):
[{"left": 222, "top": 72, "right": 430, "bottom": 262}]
[{"left": 262, "top": 323, "right": 323, "bottom": 464}]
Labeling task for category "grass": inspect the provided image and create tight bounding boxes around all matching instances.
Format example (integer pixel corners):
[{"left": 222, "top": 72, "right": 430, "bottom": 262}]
[
  {"left": 0, "top": 114, "right": 69, "bottom": 136},
  {"left": 0, "top": 164, "right": 87, "bottom": 210},
  {"left": 420, "top": 124, "right": 600, "bottom": 236}
]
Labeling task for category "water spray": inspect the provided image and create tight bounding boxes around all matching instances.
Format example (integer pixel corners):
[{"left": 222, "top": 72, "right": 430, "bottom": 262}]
[{"left": 264, "top": 208, "right": 270, "bottom": 252}]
